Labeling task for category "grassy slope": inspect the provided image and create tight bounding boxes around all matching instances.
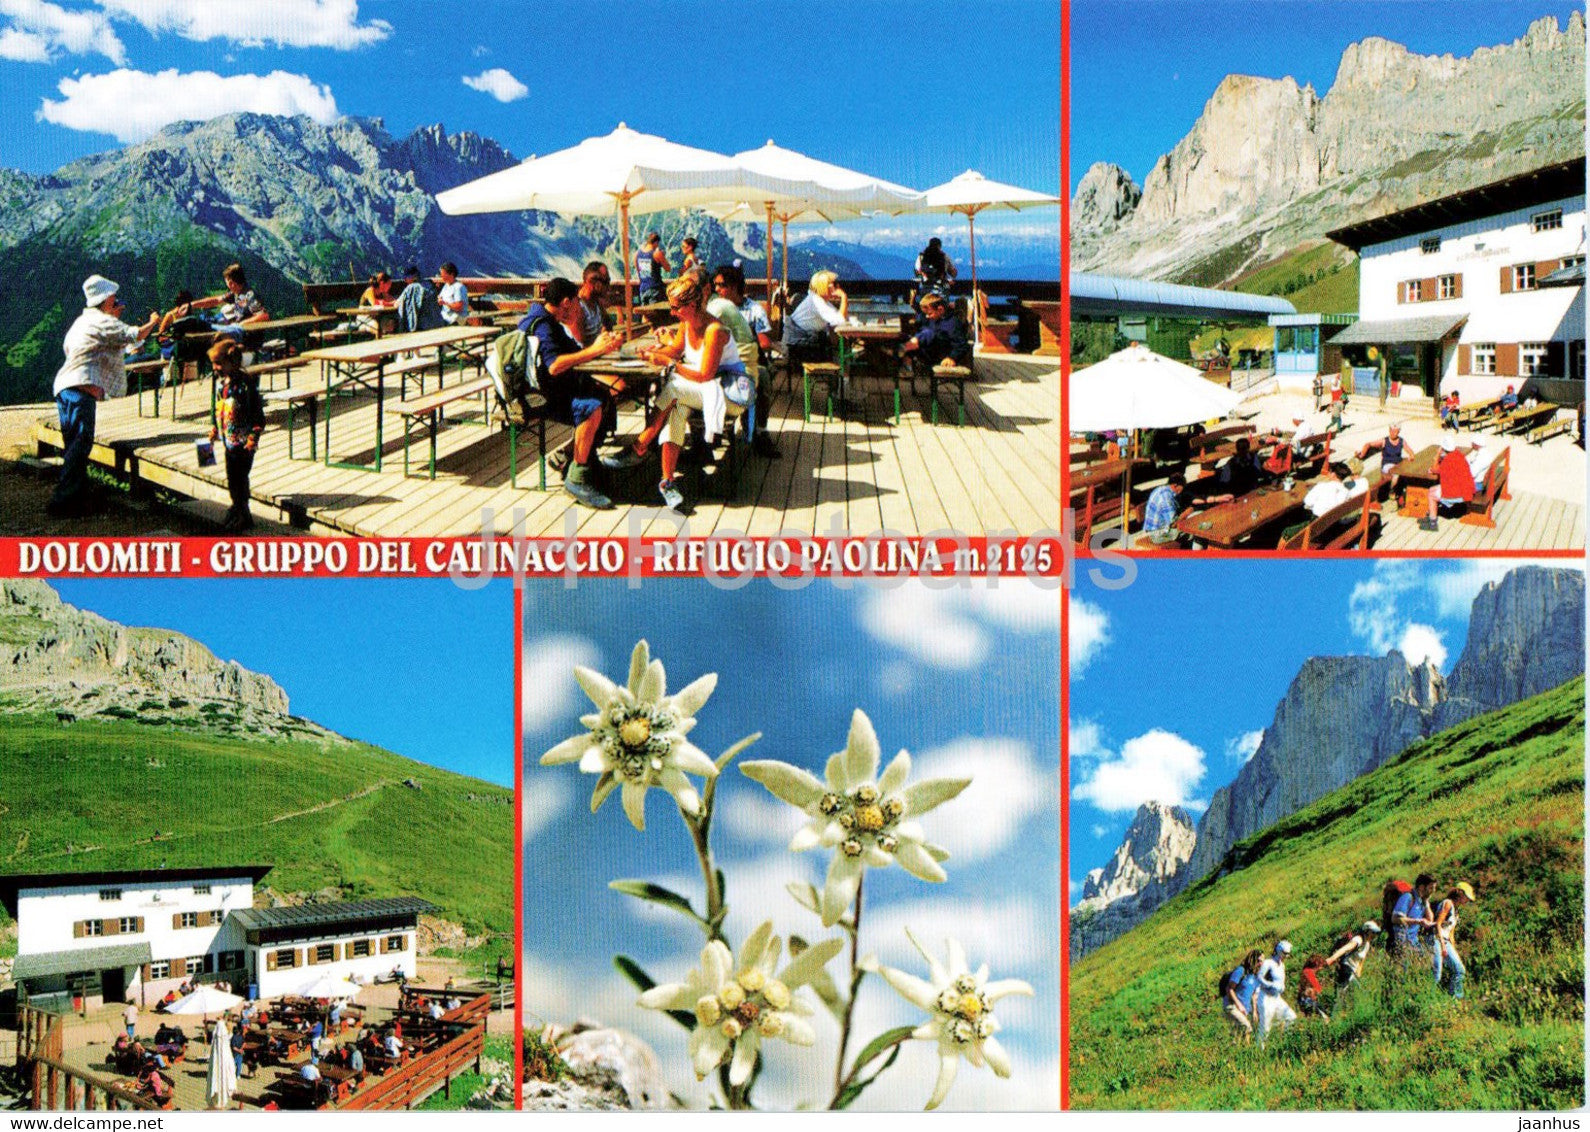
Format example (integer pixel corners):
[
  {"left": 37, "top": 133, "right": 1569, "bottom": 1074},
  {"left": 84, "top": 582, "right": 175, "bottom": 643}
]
[
  {"left": 1230, "top": 242, "right": 1360, "bottom": 315},
  {"left": 1071, "top": 678, "right": 1585, "bottom": 1111},
  {"left": 0, "top": 712, "right": 513, "bottom": 955}
]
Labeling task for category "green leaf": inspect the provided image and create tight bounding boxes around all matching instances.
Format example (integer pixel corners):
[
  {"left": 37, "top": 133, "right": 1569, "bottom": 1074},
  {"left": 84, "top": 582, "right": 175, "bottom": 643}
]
[
  {"left": 834, "top": 1027, "right": 914, "bottom": 1109},
  {"left": 716, "top": 731, "right": 762, "bottom": 770},
  {"left": 613, "top": 955, "right": 695, "bottom": 1031},
  {"left": 609, "top": 879, "right": 707, "bottom": 928}
]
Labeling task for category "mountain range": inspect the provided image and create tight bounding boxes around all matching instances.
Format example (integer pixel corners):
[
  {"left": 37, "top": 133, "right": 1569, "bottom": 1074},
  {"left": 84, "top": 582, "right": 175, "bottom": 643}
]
[
  {"left": 1072, "top": 565, "right": 1586, "bottom": 956},
  {"left": 1071, "top": 13, "right": 1586, "bottom": 294}
]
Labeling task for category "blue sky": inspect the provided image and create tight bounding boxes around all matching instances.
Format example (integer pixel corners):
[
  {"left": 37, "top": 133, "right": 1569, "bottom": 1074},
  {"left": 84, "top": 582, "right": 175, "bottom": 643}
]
[
  {"left": 0, "top": 0, "right": 1059, "bottom": 259},
  {"left": 1067, "top": 559, "right": 1579, "bottom": 896},
  {"left": 1071, "top": 1, "right": 1581, "bottom": 191},
  {"left": 52, "top": 578, "right": 514, "bottom": 786},
  {"left": 522, "top": 578, "right": 1060, "bottom": 1111}
]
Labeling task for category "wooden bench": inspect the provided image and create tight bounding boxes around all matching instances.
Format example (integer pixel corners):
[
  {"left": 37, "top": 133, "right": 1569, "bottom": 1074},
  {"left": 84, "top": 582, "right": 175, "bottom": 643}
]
[
  {"left": 1278, "top": 490, "right": 1377, "bottom": 550},
  {"left": 975, "top": 290, "right": 1018, "bottom": 353},
  {"left": 926, "top": 361, "right": 972, "bottom": 425},
  {"left": 391, "top": 375, "right": 496, "bottom": 480},
  {"left": 249, "top": 355, "right": 310, "bottom": 392},
  {"left": 1527, "top": 415, "right": 1572, "bottom": 444},
  {"left": 1460, "top": 446, "right": 1511, "bottom": 528},
  {"left": 1188, "top": 424, "right": 1255, "bottom": 454},
  {"left": 802, "top": 361, "right": 841, "bottom": 421},
  {"left": 263, "top": 383, "right": 329, "bottom": 460}
]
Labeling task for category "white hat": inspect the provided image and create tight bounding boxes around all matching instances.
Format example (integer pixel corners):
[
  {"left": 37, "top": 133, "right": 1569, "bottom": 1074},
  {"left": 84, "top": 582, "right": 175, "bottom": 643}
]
[
  {"left": 1275, "top": 939, "right": 1292, "bottom": 955},
  {"left": 82, "top": 275, "right": 119, "bottom": 308},
  {"left": 1362, "top": 920, "right": 1382, "bottom": 934},
  {"left": 1441, "top": 436, "right": 1457, "bottom": 453}
]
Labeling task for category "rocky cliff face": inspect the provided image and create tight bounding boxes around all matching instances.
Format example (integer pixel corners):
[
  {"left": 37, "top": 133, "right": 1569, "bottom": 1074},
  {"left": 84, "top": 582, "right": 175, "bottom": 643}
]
[
  {"left": 0, "top": 579, "right": 334, "bottom": 739},
  {"left": 1073, "top": 14, "right": 1586, "bottom": 282},
  {"left": 1079, "top": 801, "right": 1196, "bottom": 905},
  {"left": 1071, "top": 162, "right": 1142, "bottom": 231},
  {"left": 1073, "top": 566, "right": 1585, "bottom": 957}
]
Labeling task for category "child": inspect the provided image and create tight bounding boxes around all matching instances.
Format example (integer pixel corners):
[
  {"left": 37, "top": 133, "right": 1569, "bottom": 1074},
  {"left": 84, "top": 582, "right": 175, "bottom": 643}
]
[
  {"left": 1299, "top": 954, "right": 1329, "bottom": 1020},
  {"left": 208, "top": 339, "right": 264, "bottom": 532}
]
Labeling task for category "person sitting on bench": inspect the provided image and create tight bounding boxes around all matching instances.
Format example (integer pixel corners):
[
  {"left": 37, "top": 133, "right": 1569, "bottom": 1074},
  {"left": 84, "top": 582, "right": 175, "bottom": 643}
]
[
  {"left": 901, "top": 292, "right": 972, "bottom": 377},
  {"left": 1421, "top": 436, "right": 1474, "bottom": 531}
]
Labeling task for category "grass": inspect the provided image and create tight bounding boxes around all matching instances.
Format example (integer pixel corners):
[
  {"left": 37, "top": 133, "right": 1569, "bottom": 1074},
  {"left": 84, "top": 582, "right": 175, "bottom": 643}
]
[
  {"left": 414, "top": 1033, "right": 513, "bottom": 1111},
  {"left": 1070, "top": 678, "right": 1585, "bottom": 1111},
  {"left": 0, "top": 711, "right": 514, "bottom": 951},
  {"left": 1229, "top": 242, "right": 1359, "bottom": 315}
]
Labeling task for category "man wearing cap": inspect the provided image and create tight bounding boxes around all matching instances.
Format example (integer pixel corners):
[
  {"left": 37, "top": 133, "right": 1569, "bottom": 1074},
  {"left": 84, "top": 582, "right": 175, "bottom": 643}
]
[
  {"left": 1421, "top": 438, "right": 1475, "bottom": 532},
  {"left": 1255, "top": 940, "right": 1297, "bottom": 1048},
  {"left": 49, "top": 275, "right": 161, "bottom": 517},
  {"left": 1325, "top": 921, "right": 1381, "bottom": 1009},
  {"left": 1432, "top": 883, "right": 1476, "bottom": 998}
]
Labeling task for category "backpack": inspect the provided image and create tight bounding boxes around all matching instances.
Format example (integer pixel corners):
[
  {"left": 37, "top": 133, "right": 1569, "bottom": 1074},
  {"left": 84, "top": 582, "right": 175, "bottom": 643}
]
[
  {"left": 1382, "top": 879, "right": 1413, "bottom": 949},
  {"left": 1216, "top": 966, "right": 1238, "bottom": 1003},
  {"left": 488, "top": 316, "right": 549, "bottom": 403}
]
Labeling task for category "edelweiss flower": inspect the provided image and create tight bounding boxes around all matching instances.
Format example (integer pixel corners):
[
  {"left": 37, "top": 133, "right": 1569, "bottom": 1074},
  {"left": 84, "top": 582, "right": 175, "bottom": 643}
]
[
  {"left": 741, "top": 709, "right": 969, "bottom": 925},
  {"left": 639, "top": 921, "right": 843, "bottom": 1087},
  {"left": 540, "top": 640, "right": 718, "bottom": 830},
  {"left": 865, "top": 930, "right": 1033, "bottom": 1110}
]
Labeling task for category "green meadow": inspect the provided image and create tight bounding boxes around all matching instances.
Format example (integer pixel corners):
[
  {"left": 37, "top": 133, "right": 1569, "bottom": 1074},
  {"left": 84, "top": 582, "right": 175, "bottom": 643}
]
[
  {"left": 0, "top": 711, "right": 514, "bottom": 964},
  {"left": 1070, "top": 678, "right": 1585, "bottom": 1110}
]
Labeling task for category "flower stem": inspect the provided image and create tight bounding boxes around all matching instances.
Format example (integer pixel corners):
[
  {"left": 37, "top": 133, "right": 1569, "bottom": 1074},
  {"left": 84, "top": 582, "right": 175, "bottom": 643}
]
[
  {"left": 689, "top": 808, "right": 725, "bottom": 943},
  {"left": 831, "top": 877, "right": 866, "bottom": 1099}
]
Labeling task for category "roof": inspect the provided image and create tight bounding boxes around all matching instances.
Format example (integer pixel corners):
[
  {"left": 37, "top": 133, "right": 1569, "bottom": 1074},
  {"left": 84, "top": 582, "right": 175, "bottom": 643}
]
[
  {"left": 14, "top": 942, "right": 153, "bottom": 980},
  {"left": 1268, "top": 313, "right": 1359, "bottom": 327},
  {"left": 1326, "top": 159, "right": 1586, "bottom": 252},
  {"left": 0, "top": 866, "right": 273, "bottom": 917},
  {"left": 1072, "top": 271, "right": 1296, "bottom": 320},
  {"left": 1329, "top": 313, "right": 1468, "bottom": 346},
  {"left": 231, "top": 897, "right": 437, "bottom": 934},
  {"left": 1541, "top": 261, "right": 1586, "bottom": 288}
]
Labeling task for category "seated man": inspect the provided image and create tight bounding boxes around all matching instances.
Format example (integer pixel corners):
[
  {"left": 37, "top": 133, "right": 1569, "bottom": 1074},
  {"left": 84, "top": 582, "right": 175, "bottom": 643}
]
[
  {"left": 901, "top": 292, "right": 972, "bottom": 376},
  {"left": 518, "top": 277, "right": 627, "bottom": 509},
  {"left": 383, "top": 1033, "right": 403, "bottom": 1060},
  {"left": 1422, "top": 436, "right": 1475, "bottom": 531},
  {"left": 712, "top": 264, "right": 779, "bottom": 457},
  {"left": 347, "top": 1044, "right": 365, "bottom": 1074},
  {"left": 300, "top": 1057, "right": 322, "bottom": 1082},
  {"left": 437, "top": 261, "right": 470, "bottom": 325},
  {"left": 1439, "top": 390, "right": 1461, "bottom": 430},
  {"left": 1209, "top": 437, "right": 1263, "bottom": 502},
  {"left": 1465, "top": 438, "right": 1497, "bottom": 482},
  {"left": 575, "top": 262, "right": 613, "bottom": 345},
  {"left": 1356, "top": 422, "right": 1408, "bottom": 497},
  {"left": 1302, "top": 462, "right": 1369, "bottom": 518},
  {"left": 1141, "top": 473, "right": 1186, "bottom": 541},
  {"left": 189, "top": 262, "right": 269, "bottom": 327},
  {"left": 1498, "top": 384, "right": 1519, "bottom": 414},
  {"left": 396, "top": 266, "right": 444, "bottom": 334},
  {"left": 428, "top": 1000, "right": 445, "bottom": 1020}
]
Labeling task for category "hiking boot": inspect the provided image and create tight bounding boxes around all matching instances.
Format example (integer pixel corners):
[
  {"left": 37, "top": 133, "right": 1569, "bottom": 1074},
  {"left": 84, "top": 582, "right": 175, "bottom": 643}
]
[
  {"left": 600, "top": 447, "right": 647, "bottom": 471},
  {"left": 658, "top": 479, "right": 685, "bottom": 512},
  {"left": 562, "top": 464, "right": 612, "bottom": 510},
  {"left": 1418, "top": 517, "right": 1439, "bottom": 532}
]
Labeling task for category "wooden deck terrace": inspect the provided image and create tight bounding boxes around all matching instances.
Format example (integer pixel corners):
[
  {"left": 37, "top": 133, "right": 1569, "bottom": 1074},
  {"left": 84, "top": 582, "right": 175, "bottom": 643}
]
[{"left": 28, "top": 353, "right": 1059, "bottom": 538}]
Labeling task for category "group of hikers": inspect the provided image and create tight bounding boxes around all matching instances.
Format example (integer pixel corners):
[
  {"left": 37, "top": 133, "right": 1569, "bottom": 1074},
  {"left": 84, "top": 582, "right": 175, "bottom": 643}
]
[{"left": 1218, "top": 874, "right": 1478, "bottom": 1048}]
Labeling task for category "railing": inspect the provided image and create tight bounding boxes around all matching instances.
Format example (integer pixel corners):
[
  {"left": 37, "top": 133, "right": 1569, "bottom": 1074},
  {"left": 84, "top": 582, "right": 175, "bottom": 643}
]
[
  {"left": 17, "top": 1005, "right": 159, "bottom": 1112},
  {"left": 338, "top": 1022, "right": 486, "bottom": 1111}
]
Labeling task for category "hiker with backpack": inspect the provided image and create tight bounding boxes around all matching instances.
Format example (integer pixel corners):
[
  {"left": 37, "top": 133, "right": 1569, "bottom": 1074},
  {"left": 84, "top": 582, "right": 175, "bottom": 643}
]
[
  {"left": 1255, "top": 940, "right": 1297, "bottom": 1048},
  {"left": 1218, "top": 949, "right": 1263, "bottom": 1044},
  {"left": 1390, "top": 873, "right": 1438, "bottom": 969},
  {"left": 1298, "top": 954, "right": 1329, "bottom": 1021},
  {"left": 1431, "top": 882, "right": 1476, "bottom": 998},
  {"left": 1324, "top": 920, "right": 1380, "bottom": 1009}
]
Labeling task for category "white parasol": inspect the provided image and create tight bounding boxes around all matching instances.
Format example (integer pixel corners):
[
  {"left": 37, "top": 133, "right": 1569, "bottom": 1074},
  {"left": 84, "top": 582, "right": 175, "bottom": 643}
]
[
  {"left": 206, "top": 1016, "right": 237, "bottom": 1110},
  {"left": 165, "top": 985, "right": 244, "bottom": 1016}
]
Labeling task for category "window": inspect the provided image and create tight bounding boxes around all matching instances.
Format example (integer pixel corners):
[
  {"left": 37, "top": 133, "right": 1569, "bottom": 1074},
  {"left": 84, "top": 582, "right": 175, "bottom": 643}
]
[
  {"left": 185, "top": 956, "right": 204, "bottom": 975},
  {"left": 118, "top": 917, "right": 139, "bottom": 934},
  {"left": 1420, "top": 236, "right": 1441, "bottom": 254},
  {"left": 274, "top": 948, "right": 298, "bottom": 970},
  {"left": 1438, "top": 275, "right": 1457, "bottom": 300},
  {"left": 83, "top": 919, "right": 103, "bottom": 937},
  {"left": 1473, "top": 343, "right": 1497, "bottom": 375},
  {"left": 178, "top": 912, "right": 199, "bottom": 929},
  {"left": 1513, "top": 264, "right": 1537, "bottom": 291},
  {"left": 193, "top": 885, "right": 211, "bottom": 895},
  {"left": 148, "top": 960, "right": 170, "bottom": 980},
  {"left": 98, "top": 889, "right": 122, "bottom": 901},
  {"left": 350, "top": 939, "right": 371, "bottom": 958},
  {"left": 316, "top": 944, "right": 336, "bottom": 963},
  {"left": 386, "top": 936, "right": 406, "bottom": 953},
  {"left": 1532, "top": 209, "right": 1563, "bottom": 233},
  {"left": 1564, "top": 254, "right": 1586, "bottom": 270},
  {"left": 219, "top": 951, "right": 244, "bottom": 970},
  {"left": 1522, "top": 342, "right": 1549, "bottom": 377},
  {"left": 1405, "top": 279, "right": 1422, "bottom": 302}
]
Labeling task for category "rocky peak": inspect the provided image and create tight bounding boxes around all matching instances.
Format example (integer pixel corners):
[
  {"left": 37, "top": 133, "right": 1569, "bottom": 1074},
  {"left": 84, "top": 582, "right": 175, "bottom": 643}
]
[
  {"left": 1071, "top": 162, "right": 1141, "bottom": 229},
  {"left": 1079, "top": 802, "right": 1196, "bottom": 906}
]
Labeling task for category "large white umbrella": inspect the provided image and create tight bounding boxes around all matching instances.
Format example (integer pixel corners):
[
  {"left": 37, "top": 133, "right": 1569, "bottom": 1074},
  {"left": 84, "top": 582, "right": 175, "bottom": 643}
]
[
  {"left": 206, "top": 1017, "right": 237, "bottom": 1110},
  {"left": 918, "top": 170, "right": 1060, "bottom": 341},
  {"left": 1070, "top": 343, "right": 1243, "bottom": 432},
  {"left": 435, "top": 124, "right": 810, "bottom": 333},
  {"left": 709, "top": 141, "right": 923, "bottom": 299},
  {"left": 293, "top": 974, "right": 364, "bottom": 999},
  {"left": 165, "top": 985, "right": 244, "bottom": 1016}
]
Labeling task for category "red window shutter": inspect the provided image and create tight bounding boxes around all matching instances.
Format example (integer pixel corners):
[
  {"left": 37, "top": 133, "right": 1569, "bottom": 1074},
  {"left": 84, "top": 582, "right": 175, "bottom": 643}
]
[
  {"left": 1422, "top": 277, "right": 1438, "bottom": 302},
  {"left": 1453, "top": 274, "right": 1463, "bottom": 299},
  {"left": 1537, "top": 258, "right": 1559, "bottom": 279},
  {"left": 142, "top": 964, "right": 152, "bottom": 981},
  {"left": 173, "top": 914, "right": 183, "bottom": 930},
  {"left": 1458, "top": 345, "right": 1472, "bottom": 374},
  {"left": 103, "top": 919, "right": 119, "bottom": 937},
  {"left": 267, "top": 952, "right": 277, "bottom": 972},
  {"left": 1499, "top": 266, "right": 1514, "bottom": 293},
  {"left": 331, "top": 943, "right": 342, "bottom": 961},
  {"left": 1545, "top": 341, "right": 1567, "bottom": 376},
  {"left": 1496, "top": 343, "right": 1520, "bottom": 376},
  {"left": 135, "top": 918, "right": 144, "bottom": 933},
  {"left": 74, "top": 921, "right": 86, "bottom": 939},
  {"left": 307, "top": 946, "right": 318, "bottom": 966},
  {"left": 1397, "top": 281, "right": 1407, "bottom": 304}
]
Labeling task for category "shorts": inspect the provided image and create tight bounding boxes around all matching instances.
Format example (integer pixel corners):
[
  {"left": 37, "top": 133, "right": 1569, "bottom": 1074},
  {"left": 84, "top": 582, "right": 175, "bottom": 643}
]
[
  {"left": 1223, "top": 1003, "right": 1252, "bottom": 1034},
  {"left": 546, "top": 371, "right": 615, "bottom": 427}
]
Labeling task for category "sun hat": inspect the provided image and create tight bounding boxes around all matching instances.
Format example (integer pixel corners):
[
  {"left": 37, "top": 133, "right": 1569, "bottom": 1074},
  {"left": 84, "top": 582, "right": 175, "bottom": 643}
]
[
  {"left": 83, "top": 275, "right": 119, "bottom": 308},
  {"left": 1441, "top": 436, "right": 1457, "bottom": 452},
  {"left": 1275, "top": 940, "right": 1292, "bottom": 955},
  {"left": 1455, "top": 882, "right": 1477, "bottom": 902},
  {"left": 1362, "top": 920, "right": 1382, "bottom": 934}
]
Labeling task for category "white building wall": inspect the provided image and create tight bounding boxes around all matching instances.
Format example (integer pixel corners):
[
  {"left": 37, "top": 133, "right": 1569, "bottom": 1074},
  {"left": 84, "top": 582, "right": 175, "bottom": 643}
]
[
  {"left": 1358, "top": 193, "right": 1585, "bottom": 400},
  {"left": 16, "top": 875, "right": 255, "bottom": 963},
  {"left": 252, "top": 930, "right": 417, "bottom": 1000}
]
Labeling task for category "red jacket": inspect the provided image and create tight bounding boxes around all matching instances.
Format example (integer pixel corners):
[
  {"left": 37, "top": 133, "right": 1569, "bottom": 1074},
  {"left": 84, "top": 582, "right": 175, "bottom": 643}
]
[{"left": 1438, "top": 451, "right": 1476, "bottom": 501}]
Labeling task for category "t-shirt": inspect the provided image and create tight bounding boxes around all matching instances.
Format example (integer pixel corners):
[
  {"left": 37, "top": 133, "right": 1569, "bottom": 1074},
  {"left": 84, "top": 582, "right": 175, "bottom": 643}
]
[
  {"left": 1301, "top": 968, "right": 1322, "bottom": 997},
  {"left": 1227, "top": 967, "right": 1259, "bottom": 1012},
  {"left": 300, "top": 1063, "right": 321, "bottom": 1081},
  {"left": 1393, "top": 891, "right": 1430, "bottom": 947},
  {"left": 1142, "top": 484, "right": 1181, "bottom": 533},
  {"left": 737, "top": 297, "right": 771, "bottom": 343},
  {"left": 1437, "top": 450, "right": 1476, "bottom": 502},
  {"left": 438, "top": 280, "right": 470, "bottom": 325},
  {"left": 911, "top": 313, "right": 971, "bottom": 367},
  {"left": 577, "top": 296, "right": 610, "bottom": 344},
  {"left": 1216, "top": 453, "right": 1262, "bottom": 498},
  {"left": 218, "top": 289, "right": 264, "bottom": 324},
  {"left": 1303, "top": 476, "right": 1367, "bottom": 518},
  {"left": 706, "top": 296, "right": 757, "bottom": 356}
]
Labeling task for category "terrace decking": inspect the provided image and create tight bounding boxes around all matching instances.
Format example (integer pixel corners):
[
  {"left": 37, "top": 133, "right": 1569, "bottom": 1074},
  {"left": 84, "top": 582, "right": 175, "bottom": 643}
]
[{"left": 30, "top": 355, "right": 1059, "bottom": 538}]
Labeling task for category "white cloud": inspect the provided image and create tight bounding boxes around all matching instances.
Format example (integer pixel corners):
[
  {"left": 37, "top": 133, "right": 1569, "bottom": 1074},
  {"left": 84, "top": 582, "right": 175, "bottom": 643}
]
[
  {"left": 1073, "top": 728, "right": 1206, "bottom": 813},
  {"left": 1069, "top": 598, "right": 1110, "bottom": 675},
  {"left": 462, "top": 67, "right": 527, "bottom": 103},
  {"left": 1068, "top": 718, "right": 1103, "bottom": 760},
  {"left": 522, "top": 774, "right": 572, "bottom": 844},
  {"left": 1428, "top": 558, "right": 1582, "bottom": 620},
  {"left": 875, "top": 660, "right": 914, "bottom": 698},
  {"left": 471, "top": 44, "right": 489, "bottom": 58},
  {"left": 0, "top": 0, "right": 123, "bottom": 62},
  {"left": 521, "top": 633, "right": 600, "bottom": 736},
  {"left": 912, "top": 737, "right": 1054, "bottom": 863},
  {"left": 1398, "top": 623, "right": 1447, "bottom": 669},
  {"left": 1224, "top": 729, "right": 1263, "bottom": 764},
  {"left": 97, "top": 0, "right": 391, "bottom": 49},
  {"left": 716, "top": 790, "right": 807, "bottom": 847},
  {"left": 1347, "top": 559, "right": 1423, "bottom": 654},
  {"left": 857, "top": 579, "right": 1059, "bottom": 671},
  {"left": 37, "top": 68, "right": 339, "bottom": 143},
  {"left": 1090, "top": 824, "right": 1106, "bottom": 838}
]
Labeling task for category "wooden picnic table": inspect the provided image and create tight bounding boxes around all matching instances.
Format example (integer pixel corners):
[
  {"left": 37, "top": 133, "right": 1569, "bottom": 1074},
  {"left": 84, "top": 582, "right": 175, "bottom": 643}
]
[
  {"left": 298, "top": 325, "right": 499, "bottom": 471},
  {"left": 1175, "top": 481, "right": 1311, "bottom": 549},
  {"left": 836, "top": 322, "right": 911, "bottom": 420},
  {"left": 318, "top": 1063, "right": 363, "bottom": 1103},
  {"left": 1496, "top": 402, "right": 1556, "bottom": 434},
  {"left": 1070, "top": 456, "right": 1148, "bottom": 493},
  {"left": 1389, "top": 443, "right": 1442, "bottom": 486},
  {"left": 1025, "top": 299, "right": 1063, "bottom": 355}
]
